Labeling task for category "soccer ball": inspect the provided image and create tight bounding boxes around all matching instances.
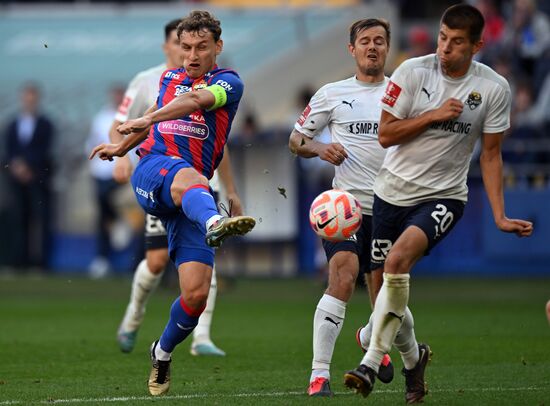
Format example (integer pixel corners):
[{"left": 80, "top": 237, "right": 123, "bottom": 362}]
[{"left": 309, "top": 189, "right": 362, "bottom": 241}]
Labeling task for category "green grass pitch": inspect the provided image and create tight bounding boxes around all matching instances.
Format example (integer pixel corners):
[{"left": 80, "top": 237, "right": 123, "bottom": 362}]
[{"left": 0, "top": 275, "right": 549, "bottom": 405}]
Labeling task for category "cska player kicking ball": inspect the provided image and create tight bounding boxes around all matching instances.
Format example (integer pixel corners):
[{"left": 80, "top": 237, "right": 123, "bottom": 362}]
[{"left": 90, "top": 11, "right": 255, "bottom": 396}]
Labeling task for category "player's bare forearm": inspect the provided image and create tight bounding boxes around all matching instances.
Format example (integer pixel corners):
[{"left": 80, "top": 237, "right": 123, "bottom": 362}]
[
  {"left": 108, "top": 120, "right": 124, "bottom": 143},
  {"left": 479, "top": 133, "right": 532, "bottom": 237},
  {"left": 118, "top": 127, "right": 150, "bottom": 155},
  {"left": 289, "top": 130, "right": 319, "bottom": 158},
  {"left": 218, "top": 146, "right": 237, "bottom": 195},
  {"left": 379, "top": 98, "right": 463, "bottom": 148},
  {"left": 378, "top": 110, "right": 435, "bottom": 147},
  {"left": 117, "top": 104, "right": 157, "bottom": 134},
  {"left": 89, "top": 127, "right": 149, "bottom": 161},
  {"left": 148, "top": 90, "right": 215, "bottom": 124},
  {"left": 217, "top": 146, "right": 244, "bottom": 215},
  {"left": 290, "top": 129, "right": 347, "bottom": 165},
  {"left": 480, "top": 135, "right": 505, "bottom": 223}
]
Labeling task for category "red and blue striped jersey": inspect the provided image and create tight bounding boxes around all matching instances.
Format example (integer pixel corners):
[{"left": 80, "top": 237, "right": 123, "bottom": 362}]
[{"left": 138, "top": 66, "right": 244, "bottom": 179}]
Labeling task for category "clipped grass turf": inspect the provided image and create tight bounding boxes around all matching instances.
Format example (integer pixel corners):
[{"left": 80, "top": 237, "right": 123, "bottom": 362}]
[{"left": 0, "top": 275, "right": 549, "bottom": 405}]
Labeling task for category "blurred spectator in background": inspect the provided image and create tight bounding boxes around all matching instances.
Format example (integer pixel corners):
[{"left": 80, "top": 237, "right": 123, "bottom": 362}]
[
  {"left": 4, "top": 82, "right": 55, "bottom": 271},
  {"left": 475, "top": 0, "right": 506, "bottom": 64},
  {"left": 503, "top": 0, "right": 550, "bottom": 80},
  {"left": 393, "top": 25, "right": 433, "bottom": 69},
  {"left": 86, "top": 84, "right": 127, "bottom": 278}
]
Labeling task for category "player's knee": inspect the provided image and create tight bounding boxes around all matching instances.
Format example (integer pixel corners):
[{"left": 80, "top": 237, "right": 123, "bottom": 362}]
[
  {"left": 146, "top": 251, "right": 169, "bottom": 275},
  {"left": 182, "top": 285, "right": 209, "bottom": 309},
  {"left": 384, "top": 251, "right": 411, "bottom": 274},
  {"left": 327, "top": 253, "right": 357, "bottom": 299}
]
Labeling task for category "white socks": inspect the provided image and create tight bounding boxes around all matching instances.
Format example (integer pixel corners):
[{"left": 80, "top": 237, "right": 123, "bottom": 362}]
[
  {"left": 206, "top": 215, "right": 223, "bottom": 231},
  {"left": 393, "top": 307, "right": 419, "bottom": 370},
  {"left": 192, "top": 267, "right": 218, "bottom": 345},
  {"left": 155, "top": 342, "right": 172, "bottom": 361},
  {"left": 311, "top": 294, "right": 346, "bottom": 382},
  {"left": 120, "top": 259, "right": 163, "bottom": 332},
  {"left": 361, "top": 306, "right": 419, "bottom": 370},
  {"left": 361, "top": 273, "right": 410, "bottom": 372}
]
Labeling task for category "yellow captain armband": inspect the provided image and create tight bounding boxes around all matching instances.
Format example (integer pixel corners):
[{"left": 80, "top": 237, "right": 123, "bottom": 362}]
[{"left": 205, "top": 84, "right": 228, "bottom": 111}]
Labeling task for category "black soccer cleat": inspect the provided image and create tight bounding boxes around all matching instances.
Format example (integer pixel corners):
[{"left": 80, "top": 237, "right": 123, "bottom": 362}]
[
  {"left": 148, "top": 341, "right": 171, "bottom": 396},
  {"left": 402, "top": 343, "right": 432, "bottom": 404},
  {"left": 354, "top": 327, "right": 394, "bottom": 384},
  {"left": 378, "top": 353, "right": 395, "bottom": 384},
  {"left": 344, "top": 364, "right": 376, "bottom": 398}
]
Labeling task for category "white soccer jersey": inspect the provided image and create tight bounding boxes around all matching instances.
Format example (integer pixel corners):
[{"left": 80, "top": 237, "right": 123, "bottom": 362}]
[
  {"left": 295, "top": 76, "right": 388, "bottom": 215},
  {"left": 115, "top": 64, "right": 166, "bottom": 123},
  {"left": 115, "top": 63, "right": 221, "bottom": 191},
  {"left": 376, "top": 54, "right": 511, "bottom": 206}
]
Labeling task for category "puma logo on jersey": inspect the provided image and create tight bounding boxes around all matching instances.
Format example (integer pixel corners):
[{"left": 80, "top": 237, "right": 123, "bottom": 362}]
[
  {"left": 342, "top": 99, "right": 356, "bottom": 109},
  {"left": 421, "top": 87, "right": 435, "bottom": 101}
]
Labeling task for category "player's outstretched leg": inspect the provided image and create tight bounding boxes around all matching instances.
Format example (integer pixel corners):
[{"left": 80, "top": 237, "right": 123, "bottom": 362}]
[
  {"left": 190, "top": 267, "right": 225, "bottom": 356},
  {"left": 355, "top": 323, "right": 394, "bottom": 384},
  {"left": 176, "top": 178, "right": 255, "bottom": 248},
  {"left": 205, "top": 216, "right": 256, "bottom": 247},
  {"left": 402, "top": 343, "right": 432, "bottom": 404},
  {"left": 118, "top": 258, "right": 164, "bottom": 352}
]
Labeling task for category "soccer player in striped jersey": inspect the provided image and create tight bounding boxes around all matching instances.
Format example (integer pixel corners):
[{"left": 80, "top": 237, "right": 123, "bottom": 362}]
[
  {"left": 344, "top": 5, "right": 532, "bottom": 402},
  {"left": 111, "top": 19, "right": 241, "bottom": 358},
  {"left": 290, "top": 18, "right": 397, "bottom": 397},
  {"left": 90, "top": 11, "right": 255, "bottom": 396}
]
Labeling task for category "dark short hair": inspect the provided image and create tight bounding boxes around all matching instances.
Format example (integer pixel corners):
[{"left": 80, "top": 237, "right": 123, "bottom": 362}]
[
  {"left": 441, "top": 4, "right": 485, "bottom": 43},
  {"left": 349, "top": 18, "right": 391, "bottom": 46},
  {"left": 177, "top": 10, "right": 222, "bottom": 42},
  {"left": 165, "top": 19, "right": 182, "bottom": 41}
]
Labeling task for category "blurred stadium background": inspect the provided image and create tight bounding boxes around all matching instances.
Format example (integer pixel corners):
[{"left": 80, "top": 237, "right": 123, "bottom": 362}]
[
  {"left": 0, "top": 1, "right": 549, "bottom": 404},
  {"left": 1, "top": 0, "right": 548, "bottom": 277}
]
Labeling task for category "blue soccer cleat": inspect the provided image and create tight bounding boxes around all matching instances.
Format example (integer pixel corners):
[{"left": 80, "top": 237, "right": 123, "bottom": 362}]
[
  {"left": 190, "top": 341, "right": 226, "bottom": 357},
  {"left": 117, "top": 330, "right": 138, "bottom": 353}
]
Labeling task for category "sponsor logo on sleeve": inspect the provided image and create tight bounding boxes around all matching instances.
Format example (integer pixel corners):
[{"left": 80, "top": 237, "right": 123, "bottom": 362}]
[
  {"left": 165, "top": 71, "right": 180, "bottom": 80},
  {"left": 158, "top": 119, "right": 209, "bottom": 140},
  {"left": 297, "top": 104, "right": 311, "bottom": 126},
  {"left": 215, "top": 79, "right": 233, "bottom": 92},
  {"left": 382, "top": 80, "right": 402, "bottom": 107}
]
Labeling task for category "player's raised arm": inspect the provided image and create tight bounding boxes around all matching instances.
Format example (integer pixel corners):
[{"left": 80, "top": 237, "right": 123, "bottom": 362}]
[
  {"left": 479, "top": 131, "right": 533, "bottom": 237},
  {"left": 378, "top": 98, "right": 463, "bottom": 148},
  {"left": 117, "top": 87, "right": 221, "bottom": 134},
  {"left": 289, "top": 129, "right": 348, "bottom": 166}
]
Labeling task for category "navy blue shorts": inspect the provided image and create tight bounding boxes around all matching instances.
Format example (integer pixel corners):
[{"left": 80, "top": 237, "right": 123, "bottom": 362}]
[
  {"left": 370, "top": 195, "right": 464, "bottom": 270},
  {"left": 322, "top": 214, "right": 373, "bottom": 275},
  {"left": 131, "top": 154, "right": 215, "bottom": 267}
]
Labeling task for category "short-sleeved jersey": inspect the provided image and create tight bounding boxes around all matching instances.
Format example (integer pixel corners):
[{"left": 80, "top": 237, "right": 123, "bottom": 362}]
[
  {"left": 138, "top": 66, "right": 243, "bottom": 181},
  {"left": 294, "top": 76, "right": 388, "bottom": 215},
  {"left": 115, "top": 64, "right": 166, "bottom": 123},
  {"left": 376, "top": 54, "right": 511, "bottom": 206}
]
